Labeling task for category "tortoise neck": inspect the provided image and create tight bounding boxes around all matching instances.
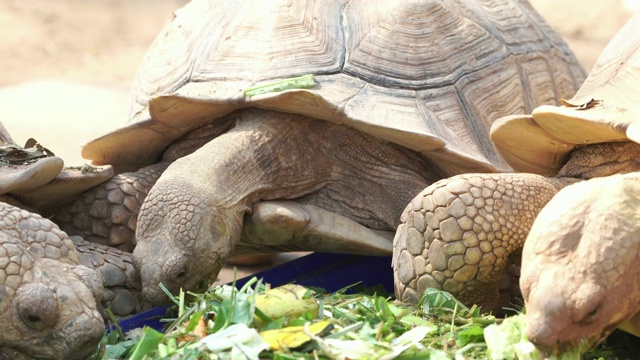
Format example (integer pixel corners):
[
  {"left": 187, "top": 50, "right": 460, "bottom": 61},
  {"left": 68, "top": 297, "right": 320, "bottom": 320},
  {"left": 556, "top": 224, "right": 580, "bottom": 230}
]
[
  {"left": 154, "top": 107, "right": 440, "bottom": 231},
  {"left": 160, "top": 109, "right": 334, "bottom": 212},
  {"left": 557, "top": 141, "right": 640, "bottom": 179}
]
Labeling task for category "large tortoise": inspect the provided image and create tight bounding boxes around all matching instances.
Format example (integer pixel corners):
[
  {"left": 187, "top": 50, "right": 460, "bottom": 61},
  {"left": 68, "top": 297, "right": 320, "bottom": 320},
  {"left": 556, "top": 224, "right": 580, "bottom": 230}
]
[
  {"left": 56, "top": 0, "right": 586, "bottom": 307},
  {"left": 394, "top": 11, "right": 640, "bottom": 354}
]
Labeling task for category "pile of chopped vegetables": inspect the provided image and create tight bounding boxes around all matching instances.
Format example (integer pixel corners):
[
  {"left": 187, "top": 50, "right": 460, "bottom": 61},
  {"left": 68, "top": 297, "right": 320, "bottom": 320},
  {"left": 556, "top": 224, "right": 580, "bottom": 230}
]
[{"left": 93, "top": 279, "right": 633, "bottom": 360}]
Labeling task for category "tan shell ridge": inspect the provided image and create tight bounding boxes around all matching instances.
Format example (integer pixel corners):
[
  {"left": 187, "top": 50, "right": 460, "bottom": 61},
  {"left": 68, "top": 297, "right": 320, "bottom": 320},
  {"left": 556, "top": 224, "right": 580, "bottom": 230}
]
[
  {"left": 492, "top": 12, "right": 640, "bottom": 175},
  {"left": 82, "top": 0, "right": 584, "bottom": 177}
]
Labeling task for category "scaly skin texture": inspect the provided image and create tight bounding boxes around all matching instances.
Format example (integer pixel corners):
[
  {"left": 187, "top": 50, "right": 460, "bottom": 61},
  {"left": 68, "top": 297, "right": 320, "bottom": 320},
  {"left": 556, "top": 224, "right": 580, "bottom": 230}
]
[
  {"left": 0, "top": 201, "right": 141, "bottom": 317},
  {"left": 71, "top": 236, "right": 141, "bottom": 316},
  {"left": 0, "top": 202, "right": 80, "bottom": 265},
  {"left": 0, "top": 232, "right": 104, "bottom": 360},
  {"left": 393, "top": 173, "right": 575, "bottom": 311},
  {"left": 393, "top": 141, "right": 640, "bottom": 314},
  {"left": 521, "top": 173, "right": 640, "bottom": 354},
  {"left": 133, "top": 108, "right": 443, "bottom": 305},
  {"left": 54, "top": 163, "right": 168, "bottom": 252},
  {"left": 557, "top": 142, "right": 640, "bottom": 179},
  {"left": 53, "top": 119, "right": 234, "bottom": 252}
]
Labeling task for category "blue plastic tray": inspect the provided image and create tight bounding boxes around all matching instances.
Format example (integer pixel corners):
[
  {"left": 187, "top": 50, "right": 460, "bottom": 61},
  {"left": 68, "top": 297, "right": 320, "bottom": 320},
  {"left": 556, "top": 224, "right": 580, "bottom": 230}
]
[{"left": 113, "top": 252, "right": 394, "bottom": 333}]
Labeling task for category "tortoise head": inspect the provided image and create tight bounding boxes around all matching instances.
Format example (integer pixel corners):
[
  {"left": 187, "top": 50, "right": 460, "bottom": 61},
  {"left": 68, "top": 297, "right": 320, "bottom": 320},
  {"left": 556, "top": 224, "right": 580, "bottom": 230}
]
[
  {"left": 1, "top": 255, "right": 104, "bottom": 360},
  {"left": 520, "top": 173, "right": 640, "bottom": 354},
  {"left": 133, "top": 179, "right": 242, "bottom": 306}
]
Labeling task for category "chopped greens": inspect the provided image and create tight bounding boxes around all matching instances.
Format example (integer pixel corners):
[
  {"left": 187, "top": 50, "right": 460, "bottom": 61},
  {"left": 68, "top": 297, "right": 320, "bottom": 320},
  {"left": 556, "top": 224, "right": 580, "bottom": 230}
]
[
  {"left": 243, "top": 74, "right": 316, "bottom": 97},
  {"left": 94, "top": 281, "right": 630, "bottom": 359}
]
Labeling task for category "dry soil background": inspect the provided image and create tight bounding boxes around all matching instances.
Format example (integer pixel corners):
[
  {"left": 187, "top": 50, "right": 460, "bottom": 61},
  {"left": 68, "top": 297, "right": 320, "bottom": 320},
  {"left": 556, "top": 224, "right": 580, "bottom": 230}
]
[{"left": 0, "top": 1, "right": 638, "bottom": 280}]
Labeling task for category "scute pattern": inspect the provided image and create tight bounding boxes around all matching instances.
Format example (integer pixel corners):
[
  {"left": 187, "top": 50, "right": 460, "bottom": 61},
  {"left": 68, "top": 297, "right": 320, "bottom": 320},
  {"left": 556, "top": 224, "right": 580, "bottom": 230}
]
[
  {"left": 83, "top": 0, "right": 585, "bottom": 177},
  {"left": 344, "top": 1, "right": 504, "bottom": 87}
]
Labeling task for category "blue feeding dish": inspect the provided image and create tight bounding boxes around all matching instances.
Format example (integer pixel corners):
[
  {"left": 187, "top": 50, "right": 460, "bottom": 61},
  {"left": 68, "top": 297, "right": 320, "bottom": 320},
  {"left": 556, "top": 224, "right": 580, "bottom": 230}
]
[{"left": 111, "top": 253, "right": 393, "bottom": 333}]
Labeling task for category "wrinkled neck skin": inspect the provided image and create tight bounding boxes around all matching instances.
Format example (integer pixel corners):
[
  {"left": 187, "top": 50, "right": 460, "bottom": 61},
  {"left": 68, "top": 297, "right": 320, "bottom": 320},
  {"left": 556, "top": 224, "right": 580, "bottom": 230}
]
[
  {"left": 134, "top": 108, "right": 439, "bottom": 305},
  {"left": 557, "top": 141, "right": 640, "bottom": 179}
]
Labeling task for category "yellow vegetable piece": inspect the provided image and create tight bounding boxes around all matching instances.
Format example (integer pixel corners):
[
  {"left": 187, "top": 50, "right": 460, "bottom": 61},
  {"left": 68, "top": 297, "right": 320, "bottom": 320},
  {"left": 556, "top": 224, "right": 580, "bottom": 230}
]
[
  {"left": 254, "top": 284, "right": 319, "bottom": 325},
  {"left": 260, "top": 321, "right": 332, "bottom": 351}
]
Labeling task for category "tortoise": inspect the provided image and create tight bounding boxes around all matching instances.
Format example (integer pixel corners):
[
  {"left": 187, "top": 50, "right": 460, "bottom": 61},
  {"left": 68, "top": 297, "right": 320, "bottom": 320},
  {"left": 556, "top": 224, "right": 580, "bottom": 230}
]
[
  {"left": 0, "top": 129, "right": 141, "bottom": 360},
  {"left": 522, "top": 173, "right": 640, "bottom": 354},
  {"left": 393, "top": 11, "right": 640, "bottom": 354},
  {"left": 56, "top": 0, "right": 586, "bottom": 307},
  {"left": 0, "top": 123, "right": 142, "bottom": 316},
  {"left": 0, "top": 203, "right": 105, "bottom": 360}
]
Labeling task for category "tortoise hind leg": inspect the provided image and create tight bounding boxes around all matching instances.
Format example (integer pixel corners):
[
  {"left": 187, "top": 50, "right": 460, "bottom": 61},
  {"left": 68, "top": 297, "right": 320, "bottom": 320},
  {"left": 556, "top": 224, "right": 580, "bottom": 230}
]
[
  {"left": 393, "top": 173, "right": 576, "bottom": 313},
  {"left": 238, "top": 200, "right": 394, "bottom": 256}
]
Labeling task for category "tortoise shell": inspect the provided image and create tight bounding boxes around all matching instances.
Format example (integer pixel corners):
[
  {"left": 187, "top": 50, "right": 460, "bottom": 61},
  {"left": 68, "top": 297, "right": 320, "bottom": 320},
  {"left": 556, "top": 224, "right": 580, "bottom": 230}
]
[
  {"left": 82, "top": 0, "right": 585, "bottom": 175},
  {"left": 491, "top": 12, "right": 640, "bottom": 176}
]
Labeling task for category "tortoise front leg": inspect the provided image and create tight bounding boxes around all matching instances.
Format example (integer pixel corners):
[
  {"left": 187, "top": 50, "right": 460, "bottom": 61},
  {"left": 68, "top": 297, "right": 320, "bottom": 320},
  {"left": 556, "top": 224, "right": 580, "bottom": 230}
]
[
  {"left": 393, "top": 173, "right": 576, "bottom": 312},
  {"left": 70, "top": 236, "right": 142, "bottom": 317},
  {"left": 54, "top": 162, "right": 169, "bottom": 252},
  {"left": 239, "top": 200, "right": 393, "bottom": 255}
]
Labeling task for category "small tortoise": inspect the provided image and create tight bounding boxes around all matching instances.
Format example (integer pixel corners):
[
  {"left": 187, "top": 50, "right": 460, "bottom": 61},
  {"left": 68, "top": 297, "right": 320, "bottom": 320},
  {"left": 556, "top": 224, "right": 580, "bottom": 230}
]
[
  {"left": 61, "top": 0, "right": 585, "bottom": 307},
  {"left": 0, "top": 127, "right": 142, "bottom": 358},
  {"left": 0, "top": 125, "right": 142, "bottom": 318},
  {"left": 0, "top": 193, "right": 140, "bottom": 358},
  {"left": 0, "top": 204, "right": 104, "bottom": 360},
  {"left": 394, "top": 11, "right": 640, "bottom": 354}
]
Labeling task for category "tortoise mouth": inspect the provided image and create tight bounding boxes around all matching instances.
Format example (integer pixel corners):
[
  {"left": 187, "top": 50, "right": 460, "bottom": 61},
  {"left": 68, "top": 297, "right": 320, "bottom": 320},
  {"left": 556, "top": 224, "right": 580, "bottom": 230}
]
[
  {"left": 528, "top": 320, "right": 617, "bottom": 356},
  {"left": 142, "top": 286, "right": 172, "bottom": 306}
]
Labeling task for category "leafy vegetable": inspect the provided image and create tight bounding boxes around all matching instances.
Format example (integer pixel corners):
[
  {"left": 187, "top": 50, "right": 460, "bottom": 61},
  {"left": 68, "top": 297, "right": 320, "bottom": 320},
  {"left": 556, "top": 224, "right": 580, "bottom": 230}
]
[
  {"left": 243, "top": 74, "right": 316, "bottom": 97},
  {"left": 484, "top": 313, "right": 588, "bottom": 360},
  {"left": 95, "top": 282, "right": 624, "bottom": 359}
]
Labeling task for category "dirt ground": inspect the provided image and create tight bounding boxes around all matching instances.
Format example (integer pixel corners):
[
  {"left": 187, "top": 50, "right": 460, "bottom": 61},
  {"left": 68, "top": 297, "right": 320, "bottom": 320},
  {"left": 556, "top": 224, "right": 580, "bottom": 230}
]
[{"left": 0, "top": 1, "right": 637, "bottom": 281}]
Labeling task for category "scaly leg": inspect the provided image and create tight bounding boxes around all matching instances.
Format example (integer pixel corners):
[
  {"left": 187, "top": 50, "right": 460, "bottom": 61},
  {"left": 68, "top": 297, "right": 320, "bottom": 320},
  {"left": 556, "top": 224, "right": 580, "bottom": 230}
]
[{"left": 393, "top": 173, "right": 576, "bottom": 312}]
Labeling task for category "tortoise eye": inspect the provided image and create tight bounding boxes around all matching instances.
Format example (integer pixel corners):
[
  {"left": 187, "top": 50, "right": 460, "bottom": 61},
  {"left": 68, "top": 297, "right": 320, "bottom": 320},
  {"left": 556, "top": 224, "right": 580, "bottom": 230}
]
[
  {"left": 18, "top": 284, "right": 57, "bottom": 331},
  {"left": 581, "top": 303, "right": 601, "bottom": 324}
]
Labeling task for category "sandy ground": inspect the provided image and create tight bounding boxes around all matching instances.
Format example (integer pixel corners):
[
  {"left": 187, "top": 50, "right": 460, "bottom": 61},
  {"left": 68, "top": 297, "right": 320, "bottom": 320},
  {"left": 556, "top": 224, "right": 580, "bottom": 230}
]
[{"left": 0, "top": 1, "right": 637, "bottom": 281}]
